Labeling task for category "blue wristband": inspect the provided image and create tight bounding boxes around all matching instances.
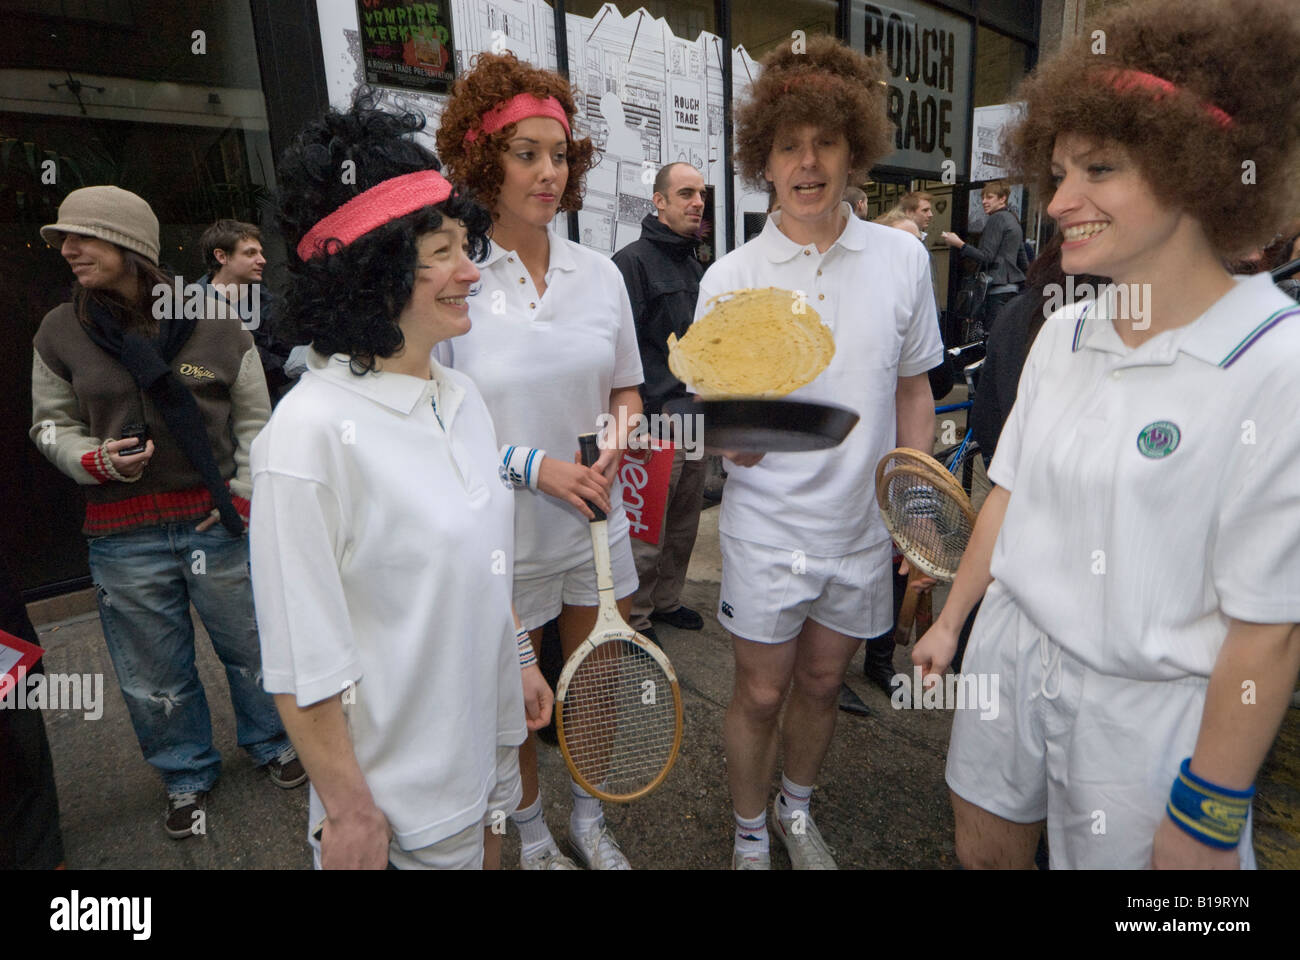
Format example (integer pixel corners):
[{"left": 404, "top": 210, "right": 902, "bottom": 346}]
[
  {"left": 501, "top": 445, "right": 545, "bottom": 491},
  {"left": 1165, "top": 757, "right": 1253, "bottom": 850}
]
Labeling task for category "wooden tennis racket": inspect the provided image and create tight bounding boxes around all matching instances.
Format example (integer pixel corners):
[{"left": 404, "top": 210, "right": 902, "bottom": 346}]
[
  {"left": 554, "top": 433, "right": 684, "bottom": 803},
  {"left": 875, "top": 448, "right": 977, "bottom": 646}
]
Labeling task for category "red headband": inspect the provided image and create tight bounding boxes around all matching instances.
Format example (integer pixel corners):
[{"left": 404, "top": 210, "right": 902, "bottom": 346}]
[
  {"left": 1101, "top": 67, "right": 1234, "bottom": 129},
  {"left": 296, "top": 169, "right": 453, "bottom": 261},
  {"left": 464, "top": 93, "right": 571, "bottom": 143}
]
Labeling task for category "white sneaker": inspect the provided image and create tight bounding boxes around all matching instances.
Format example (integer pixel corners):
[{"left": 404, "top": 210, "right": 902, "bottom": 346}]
[
  {"left": 520, "top": 838, "right": 580, "bottom": 870},
  {"left": 569, "top": 819, "right": 631, "bottom": 870},
  {"left": 732, "top": 847, "right": 771, "bottom": 870},
  {"left": 772, "top": 798, "right": 838, "bottom": 870}
]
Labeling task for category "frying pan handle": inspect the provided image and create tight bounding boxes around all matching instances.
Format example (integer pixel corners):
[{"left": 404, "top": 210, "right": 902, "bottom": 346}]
[{"left": 577, "top": 432, "right": 607, "bottom": 523}]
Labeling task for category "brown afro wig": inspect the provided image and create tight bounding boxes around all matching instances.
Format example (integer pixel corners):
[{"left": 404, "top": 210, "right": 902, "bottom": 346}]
[
  {"left": 734, "top": 35, "right": 893, "bottom": 191},
  {"left": 435, "top": 51, "right": 596, "bottom": 214},
  {"left": 1007, "top": 0, "right": 1300, "bottom": 258}
]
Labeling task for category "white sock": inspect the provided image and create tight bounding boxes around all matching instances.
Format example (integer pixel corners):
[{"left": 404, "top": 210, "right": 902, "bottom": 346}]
[
  {"left": 569, "top": 779, "right": 603, "bottom": 833},
  {"left": 777, "top": 775, "right": 813, "bottom": 823},
  {"left": 734, "top": 809, "right": 769, "bottom": 854},
  {"left": 511, "top": 796, "right": 554, "bottom": 857}
]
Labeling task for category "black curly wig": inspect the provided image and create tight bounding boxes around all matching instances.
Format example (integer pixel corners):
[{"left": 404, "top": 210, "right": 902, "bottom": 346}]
[{"left": 274, "top": 89, "right": 492, "bottom": 373}]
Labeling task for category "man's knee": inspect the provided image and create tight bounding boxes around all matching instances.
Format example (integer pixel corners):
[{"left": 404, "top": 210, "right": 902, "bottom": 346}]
[
  {"left": 791, "top": 663, "right": 847, "bottom": 707},
  {"left": 732, "top": 674, "right": 786, "bottom": 724}
]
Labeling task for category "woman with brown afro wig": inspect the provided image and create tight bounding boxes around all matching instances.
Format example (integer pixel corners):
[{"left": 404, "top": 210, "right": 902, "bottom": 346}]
[
  {"left": 915, "top": 0, "right": 1300, "bottom": 869},
  {"left": 435, "top": 52, "right": 644, "bottom": 871}
]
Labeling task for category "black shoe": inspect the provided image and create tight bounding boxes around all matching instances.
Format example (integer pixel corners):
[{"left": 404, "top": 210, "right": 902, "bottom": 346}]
[
  {"left": 837, "top": 683, "right": 872, "bottom": 717},
  {"left": 638, "top": 626, "right": 660, "bottom": 646},
  {"left": 863, "top": 640, "right": 903, "bottom": 697},
  {"left": 165, "top": 791, "right": 209, "bottom": 839},
  {"left": 651, "top": 606, "right": 704, "bottom": 631}
]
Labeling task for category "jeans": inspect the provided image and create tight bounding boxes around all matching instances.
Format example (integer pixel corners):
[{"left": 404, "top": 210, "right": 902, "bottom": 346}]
[{"left": 88, "top": 522, "right": 290, "bottom": 795}]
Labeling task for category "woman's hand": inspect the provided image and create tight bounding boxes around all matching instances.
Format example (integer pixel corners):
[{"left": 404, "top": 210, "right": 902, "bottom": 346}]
[
  {"left": 940, "top": 231, "right": 964, "bottom": 248},
  {"left": 912, "top": 616, "right": 960, "bottom": 680},
  {"left": 1151, "top": 815, "right": 1239, "bottom": 870},
  {"left": 195, "top": 509, "right": 222, "bottom": 532},
  {"left": 320, "top": 803, "right": 392, "bottom": 870},
  {"left": 106, "top": 437, "right": 154, "bottom": 478},
  {"left": 592, "top": 443, "right": 622, "bottom": 487},
  {"left": 537, "top": 455, "right": 612, "bottom": 519},
  {"left": 521, "top": 664, "right": 554, "bottom": 731}
]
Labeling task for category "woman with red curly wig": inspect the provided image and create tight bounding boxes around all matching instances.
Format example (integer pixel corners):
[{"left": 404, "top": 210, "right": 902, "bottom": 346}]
[
  {"left": 914, "top": 0, "right": 1300, "bottom": 869},
  {"left": 436, "top": 52, "right": 643, "bottom": 871}
]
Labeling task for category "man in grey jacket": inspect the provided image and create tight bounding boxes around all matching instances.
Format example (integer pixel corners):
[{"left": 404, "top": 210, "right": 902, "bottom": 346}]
[{"left": 942, "top": 180, "right": 1027, "bottom": 331}]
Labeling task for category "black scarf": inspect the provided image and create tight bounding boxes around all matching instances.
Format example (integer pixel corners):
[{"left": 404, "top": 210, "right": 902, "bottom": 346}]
[{"left": 83, "top": 299, "right": 244, "bottom": 536}]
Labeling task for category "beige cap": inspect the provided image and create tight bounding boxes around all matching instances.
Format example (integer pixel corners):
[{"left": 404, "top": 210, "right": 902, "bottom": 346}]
[{"left": 41, "top": 185, "right": 160, "bottom": 265}]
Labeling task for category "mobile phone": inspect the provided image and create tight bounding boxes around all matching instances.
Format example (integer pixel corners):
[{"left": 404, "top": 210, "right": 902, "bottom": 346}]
[{"left": 119, "top": 422, "right": 149, "bottom": 456}]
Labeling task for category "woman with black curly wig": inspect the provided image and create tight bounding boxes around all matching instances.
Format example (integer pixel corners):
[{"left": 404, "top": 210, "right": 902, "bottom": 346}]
[
  {"left": 435, "top": 53, "right": 644, "bottom": 871},
  {"left": 249, "top": 92, "right": 553, "bottom": 870},
  {"left": 914, "top": 0, "right": 1300, "bottom": 869}
]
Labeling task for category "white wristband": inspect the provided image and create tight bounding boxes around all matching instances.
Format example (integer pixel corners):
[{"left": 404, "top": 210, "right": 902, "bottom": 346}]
[
  {"left": 517, "top": 626, "right": 536, "bottom": 668},
  {"left": 501, "top": 445, "right": 545, "bottom": 491}
]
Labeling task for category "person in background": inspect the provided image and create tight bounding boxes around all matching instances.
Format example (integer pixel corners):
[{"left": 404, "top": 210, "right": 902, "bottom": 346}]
[
  {"left": 613, "top": 162, "right": 709, "bottom": 645},
  {"left": 899, "top": 190, "right": 934, "bottom": 239},
  {"left": 843, "top": 186, "right": 869, "bottom": 220},
  {"left": 941, "top": 181, "right": 1028, "bottom": 333},
  {"left": 31, "top": 186, "right": 302, "bottom": 841},
  {"left": 0, "top": 547, "right": 64, "bottom": 869},
  {"left": 874, "top": 207, "right": 922, "bottom": 240},
  {"left": 198, "top": 220, "right": 303, "bottom": 405}
]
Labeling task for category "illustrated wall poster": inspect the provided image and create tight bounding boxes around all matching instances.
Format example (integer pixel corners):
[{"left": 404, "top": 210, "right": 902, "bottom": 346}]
[{"left": 356, "top": 0, "right": 459, "bottom": 94}]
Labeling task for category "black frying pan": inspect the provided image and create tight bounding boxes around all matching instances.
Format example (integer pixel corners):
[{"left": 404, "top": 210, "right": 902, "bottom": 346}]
[{"left": 663, "top": 396, "right": 860, "bottom": 453}]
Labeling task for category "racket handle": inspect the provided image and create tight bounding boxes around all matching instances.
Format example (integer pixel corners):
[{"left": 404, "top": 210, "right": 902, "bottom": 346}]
[
  {"left": 915, "top": 588, "right": 934, "bottom": 635},
  {"left": 577, "top": 433, "right": 606, "bottom": 523},
  {"left": 894, "top": 570, "right": 921, "bottom": 647}
]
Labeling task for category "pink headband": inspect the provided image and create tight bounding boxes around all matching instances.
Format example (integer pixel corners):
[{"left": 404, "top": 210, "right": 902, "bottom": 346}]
[
  {"left": 296, "top": 169, "right": 453, "bottom": 261},
  {"left": 464, "top": 93, "right": 571, "bottom": 143},
  {"left": 1101, "top": 67, "right": 1234, "bottom": 129}
]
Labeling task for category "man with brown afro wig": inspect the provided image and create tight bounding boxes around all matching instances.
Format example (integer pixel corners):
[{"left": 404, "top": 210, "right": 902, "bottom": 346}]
[
  {"left": 914, "top": 0, "right": 1300, "bottom": 869},
  {"left": 700, "top": 34, "right": 943, "bottom": 869}
]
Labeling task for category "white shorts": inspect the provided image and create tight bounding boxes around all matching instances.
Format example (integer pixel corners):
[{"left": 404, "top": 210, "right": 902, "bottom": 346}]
[
  {"left": 716, "top": 533, "right": 894, "bottom": 643},
  {"left": 945, "top": 580, "right": 1256, "bottom": 869},
  {"left": 513, "top": 532, "right": 639, "bottom": 631},
  {"left": 309, "top": 745, "right": 523, "bottom": 870}
]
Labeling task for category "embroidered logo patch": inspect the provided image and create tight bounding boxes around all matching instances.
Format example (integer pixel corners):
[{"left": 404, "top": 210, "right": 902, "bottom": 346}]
[
  {"left": 179, "top": 362, "right": 216, "bottom": 381},
  {"left": 1136, "top": 420, "right": 1180, "bottom": 459},
  {"left": 497, "top": 463, "right": 514, "bottom": 489}
]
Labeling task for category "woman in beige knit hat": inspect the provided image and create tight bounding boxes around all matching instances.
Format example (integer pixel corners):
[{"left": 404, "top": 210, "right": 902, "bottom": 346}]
[{"left": 31, "top": 185, "right": 304, "bottom": 841}]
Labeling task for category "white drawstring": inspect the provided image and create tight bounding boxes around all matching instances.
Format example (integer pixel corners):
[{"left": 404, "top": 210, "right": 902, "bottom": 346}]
[{"left": 1031, "top": 635, "right": 1063, "bottom": 701}]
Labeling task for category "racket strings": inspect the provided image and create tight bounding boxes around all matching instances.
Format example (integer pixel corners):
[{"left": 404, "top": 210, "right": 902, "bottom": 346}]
[
  {"left": 883, "top": 472, "right": 973, "bottom": 578},
  {"left": 561, "top": 639, "right": 679, "bottom": 796}
]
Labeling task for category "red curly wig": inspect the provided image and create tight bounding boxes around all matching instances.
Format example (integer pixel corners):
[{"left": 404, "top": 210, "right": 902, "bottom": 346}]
[
  {"left": 435, "top": 51, "right": 596, "bottom": 214},
  {"left": 1008, "top": 0, "right": 1300, "bottom": 258}
]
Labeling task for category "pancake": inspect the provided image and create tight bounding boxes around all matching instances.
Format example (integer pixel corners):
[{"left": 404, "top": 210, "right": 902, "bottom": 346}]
[{"left": 667, "top": 287, "right": 835, "bottom": 398}]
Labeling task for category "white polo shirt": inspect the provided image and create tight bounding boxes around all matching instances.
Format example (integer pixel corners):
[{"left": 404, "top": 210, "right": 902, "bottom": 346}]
[
  {"left": 438, "top": 236, "right": 644, "bottom": 579},
  {"left": 989, "top": 274, "right": 1300, "bottom": 680},
  {"left": 695, "top": 205, "right": 943, "bottom": 555},
  {"left": 250, "top": 349, "right": 526, "bottom": 850}
]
